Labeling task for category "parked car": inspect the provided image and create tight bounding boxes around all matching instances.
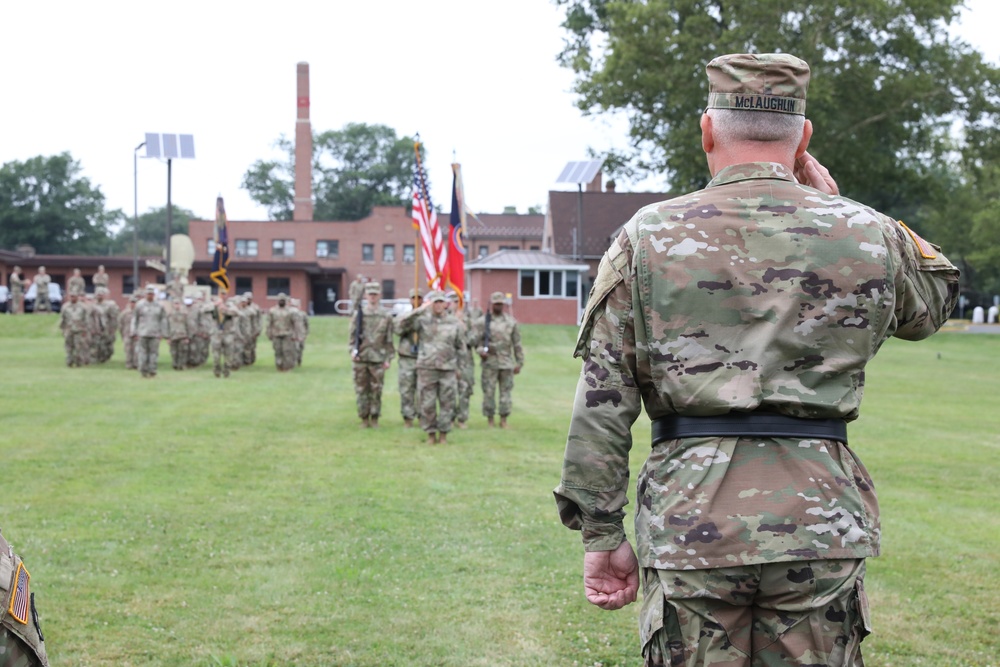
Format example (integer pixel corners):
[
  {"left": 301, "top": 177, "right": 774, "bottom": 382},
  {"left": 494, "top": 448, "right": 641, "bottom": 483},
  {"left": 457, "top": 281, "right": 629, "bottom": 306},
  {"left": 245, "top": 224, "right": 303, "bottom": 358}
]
[
  {"left": 24, "top": 282, "right": 63, "bottom": 313},
  {"left": 0, "top": 286, "right": 8, "bottom": 313}
]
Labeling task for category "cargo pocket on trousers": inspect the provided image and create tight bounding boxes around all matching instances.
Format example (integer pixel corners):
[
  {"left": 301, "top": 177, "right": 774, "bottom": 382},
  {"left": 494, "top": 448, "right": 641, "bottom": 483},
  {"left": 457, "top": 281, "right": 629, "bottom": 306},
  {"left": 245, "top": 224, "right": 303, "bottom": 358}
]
[{"left": 844, "top": 575, "right": 873, "bottom": 661}]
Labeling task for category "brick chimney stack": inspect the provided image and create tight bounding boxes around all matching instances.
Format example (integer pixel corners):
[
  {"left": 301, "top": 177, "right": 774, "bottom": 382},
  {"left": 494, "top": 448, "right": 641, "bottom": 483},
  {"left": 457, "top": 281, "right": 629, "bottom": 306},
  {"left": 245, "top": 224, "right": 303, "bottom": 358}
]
[{"left": 293, "top": 62, "right": 313, "bottom": 221}]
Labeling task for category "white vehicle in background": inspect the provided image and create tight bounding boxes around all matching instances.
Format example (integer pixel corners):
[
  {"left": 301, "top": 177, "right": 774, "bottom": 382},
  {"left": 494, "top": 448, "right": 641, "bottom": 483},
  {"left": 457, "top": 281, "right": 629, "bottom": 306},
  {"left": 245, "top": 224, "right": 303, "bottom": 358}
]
[
  {"left": 0, "top": 286, "right": 8, "bottom": 313},
  {"left": 23, "top": 282, "right": 63, "bottom": 313}
]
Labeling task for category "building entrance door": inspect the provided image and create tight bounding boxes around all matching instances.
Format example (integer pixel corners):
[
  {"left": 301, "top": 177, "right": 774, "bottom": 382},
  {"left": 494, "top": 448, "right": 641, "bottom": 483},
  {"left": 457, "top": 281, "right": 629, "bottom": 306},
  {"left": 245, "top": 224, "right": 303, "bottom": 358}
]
[{"left": 311, "top": 278, "right": 339, "bottom": 315}]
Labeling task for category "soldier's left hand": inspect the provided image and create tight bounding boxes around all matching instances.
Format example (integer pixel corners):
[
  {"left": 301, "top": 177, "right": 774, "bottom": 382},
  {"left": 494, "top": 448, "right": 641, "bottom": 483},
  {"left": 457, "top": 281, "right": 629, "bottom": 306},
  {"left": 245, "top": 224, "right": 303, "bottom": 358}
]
[
  {"left": 514, "top": 365, "right": 522, "bottom": 375},
  {"left": 583, "top": 540, "right": 639, "bottom": 611}
]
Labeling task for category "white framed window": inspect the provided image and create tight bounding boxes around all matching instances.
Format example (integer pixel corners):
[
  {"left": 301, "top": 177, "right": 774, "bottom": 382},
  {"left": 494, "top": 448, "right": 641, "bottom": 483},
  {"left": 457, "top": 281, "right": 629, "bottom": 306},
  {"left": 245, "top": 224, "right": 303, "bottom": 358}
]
[
  {"left": 317, "top": 240, "right": 339, "bottom": 258},
  {"left": 235, "top": 239, "right": 258, "bottom": 257},
  {"left": 383, "top": 244, "right": 395, "bottom": 263},
  {"left": 362, "top": 243, "right": 374, "bottom": 263},
  {"left": 519, "top": 269, "right": 579, "bottom": 298},
  {"left": 272, "top": 239, "right": 295, "bottom": 257}
]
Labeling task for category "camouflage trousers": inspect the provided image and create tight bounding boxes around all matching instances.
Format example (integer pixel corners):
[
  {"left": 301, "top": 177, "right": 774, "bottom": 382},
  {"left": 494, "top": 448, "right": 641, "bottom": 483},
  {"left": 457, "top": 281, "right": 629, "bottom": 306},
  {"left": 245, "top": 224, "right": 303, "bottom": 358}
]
[
  {"left": 123, "top": 334, "right": 137, "bottom": 369},
  {"left": 397, "top": 356, "right": 419, "bottom": 420},
  {"left": 243, "top": 336, "right": 258, "bottom": 366},
  {"left": 229, "top": 336, "right": 245, "bottom": 370},
  {"left": 63, "top": 330, "right": 90, "bottom": 367},
  {"left": 481, "top": 367, "right": 515, "bottom": 417},
  {"left": 34, "top": 293, "right": 50, "bottom": 313},
  {"left": 456, "top": 352, "right": 474, "bottom": 423},
  {"left": 169, "top": 339, "right": 189, "bottom": 370},
  {"left": 641, "top": 559, "right": 870, "bottom": 667},
  {"left": 211, "top": 333, "right": 238, "bottom": 377},
  {"left": 188, "top": 335, "right": 210, "bottom": 367},
  {"left": 136, "top": 336, "right": 160, "bottom": 376},
  {"left": 1, "top": 626, "right": 47, "bottom": 667},
  {"left": 10, "top": 291, "right": 22, "bottom": 314},
  {"left": 417, "top": 368, "right": 457, "bottom": 434},
  {"left": 272, "top": 336, "right": 297, "bottom": 371},
  {"left": 353, "top": 361, "right": 386, "bottom": 419},
  {"left": 296, "top": 339, "right": 305, "bottom": 366}
]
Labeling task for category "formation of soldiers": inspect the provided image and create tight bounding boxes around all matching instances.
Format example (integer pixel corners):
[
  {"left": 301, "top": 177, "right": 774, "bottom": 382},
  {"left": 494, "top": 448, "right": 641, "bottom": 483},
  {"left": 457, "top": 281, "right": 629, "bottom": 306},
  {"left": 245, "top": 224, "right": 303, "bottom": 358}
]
[{"left": 351, "top": 281, "right": 524, "bottom": 444}]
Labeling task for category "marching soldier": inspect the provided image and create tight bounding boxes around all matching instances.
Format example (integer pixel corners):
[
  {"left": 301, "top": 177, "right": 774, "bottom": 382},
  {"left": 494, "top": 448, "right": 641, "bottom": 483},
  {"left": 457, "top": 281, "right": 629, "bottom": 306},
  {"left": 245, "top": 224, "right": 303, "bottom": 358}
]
[
  {"left": 266, "top": 293, "right": 297, "bottom": 371},
  {"left": 119, "top": 295, "right": 139, "bottom": 370},
  {"left": 210, "top": 297, "right": 240, "bottom": 378},
  {"left": 476, "top": 292, "right": 524, "bottom": 428},
  {"left": 58, "top": 292, "right": 90, "bottom": 367},
  {"left": 291, "top": 298, "right": 309, "bottom": 366},
  {"left": 242, "top": 292, "right": 262, "bottom": 366},
  {"left": 91, "top": 288, "right": 119, "bottom": 363},
  {"left": 131, "top": 285, "right": 167, "bottom": 378}
]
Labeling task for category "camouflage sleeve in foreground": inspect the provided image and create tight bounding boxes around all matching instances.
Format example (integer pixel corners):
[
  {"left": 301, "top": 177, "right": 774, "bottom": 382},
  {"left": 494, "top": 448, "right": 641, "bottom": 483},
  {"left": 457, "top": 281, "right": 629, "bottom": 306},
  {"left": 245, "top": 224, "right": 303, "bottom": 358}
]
[
  {"left": 553, "top": 232, "right": 642, "bottom": 552},
  {"left": 885, "top": 220, "right": 960, "bottom": 340}
]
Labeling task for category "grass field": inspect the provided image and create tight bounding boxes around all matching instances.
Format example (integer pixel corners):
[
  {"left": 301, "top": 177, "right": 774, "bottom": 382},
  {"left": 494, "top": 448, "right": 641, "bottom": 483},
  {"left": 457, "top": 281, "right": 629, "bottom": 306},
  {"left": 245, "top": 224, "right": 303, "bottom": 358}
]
[{"left": 1, "top": 314, "right": 997, "bottom": 666}]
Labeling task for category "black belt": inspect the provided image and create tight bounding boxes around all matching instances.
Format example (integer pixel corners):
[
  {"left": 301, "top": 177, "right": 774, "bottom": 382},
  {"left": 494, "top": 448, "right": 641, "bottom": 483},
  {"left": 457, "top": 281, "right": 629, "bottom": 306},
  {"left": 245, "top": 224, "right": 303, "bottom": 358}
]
[{"left": 651, "top": 413, "right": 847, "bottom": 446}]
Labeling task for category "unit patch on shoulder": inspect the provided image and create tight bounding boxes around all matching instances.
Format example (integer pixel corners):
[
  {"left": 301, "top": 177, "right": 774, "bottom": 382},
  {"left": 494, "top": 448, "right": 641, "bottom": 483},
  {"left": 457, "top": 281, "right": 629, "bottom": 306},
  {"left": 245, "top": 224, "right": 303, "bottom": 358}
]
[
  {"left": 898, "top": 221, "right": 938, "bottom": 259},
  {"left": 8, "top": 560, "right": 30, "bottom": 624}
]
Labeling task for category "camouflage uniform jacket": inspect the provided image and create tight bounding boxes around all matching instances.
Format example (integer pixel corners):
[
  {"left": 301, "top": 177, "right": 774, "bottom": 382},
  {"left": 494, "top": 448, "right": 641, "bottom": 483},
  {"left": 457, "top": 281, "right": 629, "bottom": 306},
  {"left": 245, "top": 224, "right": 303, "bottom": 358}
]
[
  {"left": 213, "top": 303, "right": 240, "bottom": 336},
  {"left": 93, "top": 300, "right": 119, "bottom": 335},
  {"left": 476, "top": 312, "right": 524, "bottom": 370},
  {"left": 92, "top": 271, "right": 109, "bottom": 291},
  {"left": 398, "top": 308, "right": 467, "bottom": 372},
  {"left": 33, "top": 273, "right": 50, "bottom": 293},
  {"left": 292, "top": 307, "right": 309, "bottom": 339},
  {"left": 118, "top": 306, "right": 134, "bottom": 337},
  {"left": 132, "top": 299, "right": 167, "bottom": 338},
  {"left": 266, "top": 306, "right": 295, "bottom": 338},
  {"left": 59, "top": 301, "right": 88, "bottom": 333},
  {"left": 167, "top": 306, "right": 190, "bottom": 340},
  {"left": 554, "top": 162, "right": 960, "bottom": 569},
  {"left": 1, "top": 529, "right": 49, "bottom": 666},
  {"left": 67, "top": 276, "right": 86, "bottom": 296},
  {"left": 349, "top": 304, "right": 395, "bottom": 363}
]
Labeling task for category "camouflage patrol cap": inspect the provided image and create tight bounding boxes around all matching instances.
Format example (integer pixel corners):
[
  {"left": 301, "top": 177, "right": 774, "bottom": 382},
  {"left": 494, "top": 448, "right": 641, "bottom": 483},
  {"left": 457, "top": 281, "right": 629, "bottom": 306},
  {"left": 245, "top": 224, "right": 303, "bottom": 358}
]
[
  {"left": 426, "top": 290, "right": 447, "bottom": 302},
  {"left": 706, "top": 53, "right": 810, "bottom": 115},
  {"left": 276, "top": 292, "right": 288, "bottom": 300},
  {"left": 409, "top": 288, "right": 423, "bottom": 299},
  {"left": 364, "top": 281, "right": 381, "bottom": 295},
  {"left": 490, "top": 291, "right": 507, "bottom": 304},
  {"left": 145, "top": 284, "right": 156, "bottom": 293}
]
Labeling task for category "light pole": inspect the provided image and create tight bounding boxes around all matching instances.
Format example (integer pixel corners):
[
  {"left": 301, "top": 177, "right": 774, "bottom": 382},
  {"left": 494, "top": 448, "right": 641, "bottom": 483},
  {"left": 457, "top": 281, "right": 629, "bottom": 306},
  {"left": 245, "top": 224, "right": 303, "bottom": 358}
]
[
  {"left": 141, "top": 133, "right": 195, "bottom": 284},
  {"left": 133, "top": 141, "right": 145, "bottom": 292}
]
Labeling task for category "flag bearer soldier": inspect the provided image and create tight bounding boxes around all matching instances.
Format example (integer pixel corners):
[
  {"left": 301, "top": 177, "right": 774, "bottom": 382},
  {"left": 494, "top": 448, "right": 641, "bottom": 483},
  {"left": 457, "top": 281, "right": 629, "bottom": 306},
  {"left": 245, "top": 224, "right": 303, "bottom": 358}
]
[
  {"left": 58, "top": 292, "right": 90, "bottom": 367},
  {"left": 397, "top": 290, "right": 466, "bottom": 444},
  {"left": 554, "top": 53, "right": 961, "bottom": 667},
  {"left": 119, "top": 295, "right": 139, "bottom": 370},
  {"left": 397, "top": 289, "right": 423, "bottom": 427},
  {"left": 476, "top": 292, "right": 524, "bottom": 428},
  {"left": 349, "top": 282, "right": 395, "bottom": 427},
  {"left": 132, "top": 285, "right": 167, "bottom": 378},
  {"left": 9, "top": 266, "right": 24, "bottom": 315},
  {"left": 266, "top": 293, "right": 298, "bottom": 371},
  {"left": 167, "top": 299, "right": 191, "bottom": 370},
  {"left": 211, "top": 297, "right": 240, "bottom": 378},
  {"left": 32, "top": 267, "right": 51, "bottom": 313}
]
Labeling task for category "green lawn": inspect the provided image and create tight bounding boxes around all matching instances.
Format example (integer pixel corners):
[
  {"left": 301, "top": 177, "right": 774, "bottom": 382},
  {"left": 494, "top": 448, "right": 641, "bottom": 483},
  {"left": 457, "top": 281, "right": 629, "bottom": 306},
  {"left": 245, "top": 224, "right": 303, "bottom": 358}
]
[{"left": 1, "top": 315, "right": 997, "bottom": 666}]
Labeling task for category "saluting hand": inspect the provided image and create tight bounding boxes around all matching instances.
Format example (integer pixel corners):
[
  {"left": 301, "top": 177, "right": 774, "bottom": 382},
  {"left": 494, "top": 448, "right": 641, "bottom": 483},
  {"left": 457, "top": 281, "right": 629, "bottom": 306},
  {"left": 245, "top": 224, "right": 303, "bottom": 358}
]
[
  {"left": 583, "top": 540, "right": 639, "bottom": 611},
  {"left": 794, "top": 151, "right": 839, "bottom": 195}
]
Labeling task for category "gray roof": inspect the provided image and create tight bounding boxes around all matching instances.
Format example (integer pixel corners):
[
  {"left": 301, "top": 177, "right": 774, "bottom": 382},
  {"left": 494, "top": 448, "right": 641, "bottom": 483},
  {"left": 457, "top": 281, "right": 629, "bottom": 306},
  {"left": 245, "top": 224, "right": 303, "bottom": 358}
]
[
  {"left": 466, "top": 249, "right": 589, "bottom": 271},
  {"left": 461, "top": 213, "right": 544, "bottom": 240}
]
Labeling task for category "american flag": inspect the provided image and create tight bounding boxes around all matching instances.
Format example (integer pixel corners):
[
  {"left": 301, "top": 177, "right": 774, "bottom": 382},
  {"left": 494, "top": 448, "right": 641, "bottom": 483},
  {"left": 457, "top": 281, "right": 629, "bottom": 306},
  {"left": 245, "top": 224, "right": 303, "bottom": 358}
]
[
  {"left": 412, "top": 161, "right": 447, "bottom": 290},
  {"left": 9, "top": 561, "right": 29, "bottom": 624}
]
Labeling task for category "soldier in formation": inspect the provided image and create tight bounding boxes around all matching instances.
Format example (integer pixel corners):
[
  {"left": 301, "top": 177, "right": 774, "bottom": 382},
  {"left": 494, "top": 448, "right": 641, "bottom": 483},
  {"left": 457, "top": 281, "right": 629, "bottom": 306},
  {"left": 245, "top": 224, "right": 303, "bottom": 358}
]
[
  {"left": 348, "top": 273, "right": 367, "bottom": 311},
  {"left": 210, "top": 296, "right": 241, "bottom": 378},
  {"left": 290, "top": 298, "right": 309, "bottom": 366},
  {"left": 167, "top": 299, "right": 191, "bottom": 370},
  {"left": 267, "top": 293, "right": 298, "bottom": 371},
  {"left": 242, "top": 292, "right": 262, "bottom": 366},
  {"left": 91, "top": 288, "right": 119, "bottom": 363},
  {"left": 58, "top": 292, "right": 90, "bottom": 367},
  {"left": 454, "top": 295, "right": 477, "bottom": 428},
  {"left": 349, "top": 282, "right": 395, "bottom": 427},
  {"left": 476, "top": 292, "right": 524, "bottom": 428},
  {"left": 131, "top": 285, "right": 167, "bottom": 378},
  {"left": 396, "top": 289, "right": 423, "bottom": 427},
  {"left": 554, "top": 53, "right": 960, "bottom": 666},
  {"left": 9, "top": 265, "right": 24, "bottom": 315},
  {"left": 187, "top": 294, "right": 213, "bottom": 368},
  {"left": 32, "top": 267, "right": 51, "bottom": 313},
  {"left": 119, "top": 295, "right": 139, "bottom": 370},
  {"left": 397, "top": 290, "right": 466, "bottom": 444}
]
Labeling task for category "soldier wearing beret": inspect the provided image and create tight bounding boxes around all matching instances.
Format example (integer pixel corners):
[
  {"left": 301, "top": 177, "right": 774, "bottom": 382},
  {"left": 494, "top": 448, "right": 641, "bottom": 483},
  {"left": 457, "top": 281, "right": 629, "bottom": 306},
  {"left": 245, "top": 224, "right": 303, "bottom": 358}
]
[
  {"left": 555, "top": 53, "right": 960, "bottom": 667},
  {"left": 349, "top": 282, "right": 395, "bottom": 427},
  {"left": 475, "top": 291, "right": 524, "bottom": 428}
]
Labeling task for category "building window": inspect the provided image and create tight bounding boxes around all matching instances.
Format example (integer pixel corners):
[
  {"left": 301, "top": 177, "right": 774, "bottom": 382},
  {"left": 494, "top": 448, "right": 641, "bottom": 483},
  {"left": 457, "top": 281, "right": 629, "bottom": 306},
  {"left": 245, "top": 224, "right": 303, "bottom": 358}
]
[
  {"left": 519, "top": 269, "right": 578, "bottom": 298},
  {"left": 383, "top": 244, "right": 395, "bottom": 263},
  {"left": 267, "top": 277, "right": 290, "bottom": 297},
  {"left": 317, "top": 240, "right": 339, "bottom": 258},
  {"left": 499, "top": 245, "right": 519, "bottom": 251},
  {"left": 478, "top": 246, "right": 489, "bottom": 259},
  {"left": 235, "top": 277, "right": 253, "bottom": 293},
  {"left": 272, "top": 239, "right": 295, "bottom": 257},
  {"left": 382, "top": 280, "right": 395, "bottom": 300},
  {"left": 207, "top": 239, "right": 216, "bottom": 255},
  {"left": 362, "top": 244, "right": 374, "bottom": 263},
  {"left": 235, "top": 239, "right": 258, "bottom": 257},
  {"left": 403, "top": 244, "right": 415, "bottom": 264},
  {"left": 122, "top": 274, "right": 135, "bottom": 295},
  {"left": 530, "top": 245, "right": 540, "bottom": 251}
]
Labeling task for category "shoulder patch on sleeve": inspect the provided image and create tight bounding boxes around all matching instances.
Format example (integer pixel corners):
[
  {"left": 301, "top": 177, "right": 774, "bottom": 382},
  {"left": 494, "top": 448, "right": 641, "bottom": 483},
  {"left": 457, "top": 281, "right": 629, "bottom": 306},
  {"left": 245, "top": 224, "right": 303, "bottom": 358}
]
[{"left": 898, "top": 221, "right": 937, "bottom": 259}]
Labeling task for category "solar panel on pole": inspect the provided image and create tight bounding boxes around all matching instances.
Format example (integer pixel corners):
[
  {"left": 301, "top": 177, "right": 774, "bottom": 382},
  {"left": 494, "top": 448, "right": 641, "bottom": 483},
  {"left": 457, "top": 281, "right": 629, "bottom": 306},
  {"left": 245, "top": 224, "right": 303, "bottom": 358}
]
[
  {"left": 141, "top": 132, "right": 196, "bottom": 283},
  {"left": 556, "top": 160, "right": 604, "bottom": 260}
]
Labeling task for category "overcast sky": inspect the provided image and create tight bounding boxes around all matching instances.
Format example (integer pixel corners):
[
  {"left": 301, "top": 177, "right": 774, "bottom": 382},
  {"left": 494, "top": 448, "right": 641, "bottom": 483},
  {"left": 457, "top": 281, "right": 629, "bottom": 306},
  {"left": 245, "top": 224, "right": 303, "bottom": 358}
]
[{"left": 2, "top": 0, "right": 998, "bottom": 225}]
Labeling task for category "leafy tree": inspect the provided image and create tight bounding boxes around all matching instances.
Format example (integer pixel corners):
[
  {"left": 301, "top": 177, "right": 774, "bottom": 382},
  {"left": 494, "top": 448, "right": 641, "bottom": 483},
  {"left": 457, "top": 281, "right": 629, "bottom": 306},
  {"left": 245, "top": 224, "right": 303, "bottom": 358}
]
[
  {"left": 556, "top": 0, "right": 1000, "bottom": 220},
  {"left": 242, "top": 123, "right": 418, "bottom": 221},
  {"left": 109, "top": 205, "right": 196, "bottom": 256},
  {"left": 0, "top": 153, "right": 121, "bottom": 254}
]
